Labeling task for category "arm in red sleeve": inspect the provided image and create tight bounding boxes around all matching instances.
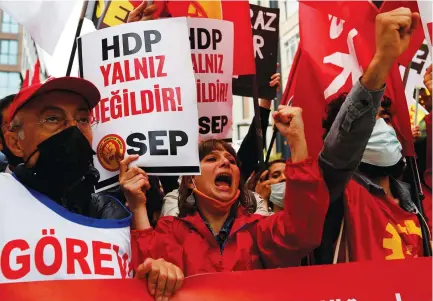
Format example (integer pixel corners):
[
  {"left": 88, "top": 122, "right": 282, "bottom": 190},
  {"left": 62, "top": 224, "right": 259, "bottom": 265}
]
[
  {"left": 256, "top": 157, "right": 329, "bottom": 268},
  {"left": 131, "top": 217, "right": 184, "bottom": 271}
]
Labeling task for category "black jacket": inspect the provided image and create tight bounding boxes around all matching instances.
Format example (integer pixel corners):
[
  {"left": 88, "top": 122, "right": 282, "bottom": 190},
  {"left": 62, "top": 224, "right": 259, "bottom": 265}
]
[{"left": 15, "top": 165, "right": 130, "bottom": 220}]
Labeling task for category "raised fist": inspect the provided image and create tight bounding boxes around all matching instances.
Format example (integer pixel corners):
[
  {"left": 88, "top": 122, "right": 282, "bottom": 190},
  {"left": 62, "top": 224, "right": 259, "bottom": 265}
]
[
  {"left": 272, "top": 106, "right": 305, "bottom": 143},
  {"left": 374, "top": 7, "right": 419, "bottom": 65}
]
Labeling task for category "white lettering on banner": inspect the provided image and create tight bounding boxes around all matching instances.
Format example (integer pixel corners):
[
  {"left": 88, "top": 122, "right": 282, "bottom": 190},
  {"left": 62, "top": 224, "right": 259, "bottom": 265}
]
[
  {"left": 328, "top": 15, "right": 345, "bottom": 40},
  {"left": 187, "top": 18, "right": 234, "bottom": 141},
  {"left": 323, "top": 16, "right": 363, "bottom": 99},
  {"left": 78, "top": 17, "right": 200, "bottom": 188},
  {"left": 0, "top": 173, "right": 132, "bottom": 283},
  {"left": 0, "top": 233, "right": 132, "bottom": 281},
  {"left": 251, "top": 10, "right": 277, "bottom": 32},
  {"left": 318, "top": 294, "right": 406, "bottom": 301},
  {"left": 250, "top": 9, "right": 277, "bottom": 60}
]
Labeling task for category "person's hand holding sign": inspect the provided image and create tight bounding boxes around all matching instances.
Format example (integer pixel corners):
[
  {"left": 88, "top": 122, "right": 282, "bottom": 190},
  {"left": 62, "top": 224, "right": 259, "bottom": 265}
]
[
  {"left": 120, "top": 156, "right": 185, "bottom": 300},
  {"left": 269, "top": 72, "right": 281, "bottom": 92},
  {"left": 120, "top": 155, "right": 152, "bottom": 230},
  {"left": 135, "top": 258, "right": 184, "bottom": 301},
  {"left": 128, "top": 1, "right": 159, "bottom": 22},
  {"left": 127, "top": 0, "right": 170, "bottom": 23},
  {"left": 120, "top": 155, "right": 150, "bottom": 210}
]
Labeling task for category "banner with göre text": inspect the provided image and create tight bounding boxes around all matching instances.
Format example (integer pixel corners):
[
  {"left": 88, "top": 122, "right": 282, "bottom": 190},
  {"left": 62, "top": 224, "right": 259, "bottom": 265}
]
[
  {"left": 188, "top": 18, "right": 234, "bottom": 142},
  {"left": 78, "top": 18, "right": 200, "bottom": 191}
]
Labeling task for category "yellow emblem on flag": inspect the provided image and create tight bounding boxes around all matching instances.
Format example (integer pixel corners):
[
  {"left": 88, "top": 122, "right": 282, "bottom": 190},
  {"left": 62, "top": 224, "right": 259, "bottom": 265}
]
[{"left": 187, "top": 1, "right": 222, "bottom": 20}]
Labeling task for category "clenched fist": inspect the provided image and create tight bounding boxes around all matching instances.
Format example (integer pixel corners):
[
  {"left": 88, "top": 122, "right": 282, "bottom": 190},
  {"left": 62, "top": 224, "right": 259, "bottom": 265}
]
[
  {"left": 272, "top": 106, "right": 305, "bottom": 142},
  {"left": 272, "top": 106, "right": 308, "bottom": 163},
  {"left": 374, "top": 7, "right": 419, "bottom": 66}
]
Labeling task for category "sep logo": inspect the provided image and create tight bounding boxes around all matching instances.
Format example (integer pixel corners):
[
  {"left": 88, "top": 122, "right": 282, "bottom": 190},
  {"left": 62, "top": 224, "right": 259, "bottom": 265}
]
[{"left": 97, "top": 134, "right": 126, "bottom": 172}]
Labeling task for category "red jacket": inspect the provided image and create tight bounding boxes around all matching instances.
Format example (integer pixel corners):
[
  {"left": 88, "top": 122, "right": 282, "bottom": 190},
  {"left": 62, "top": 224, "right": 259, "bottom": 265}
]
[
  {"left": 131, "top": 158, "right": 329, "bottom": 276},
  {"left": 338, "top": 177, "right": 427, "bottom": 262}
]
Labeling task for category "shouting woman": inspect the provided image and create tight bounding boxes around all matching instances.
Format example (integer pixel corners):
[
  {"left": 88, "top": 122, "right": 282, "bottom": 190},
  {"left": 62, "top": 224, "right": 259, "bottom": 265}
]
[{"left": 120, "top": 106, "right": 329, "bottom": 300}]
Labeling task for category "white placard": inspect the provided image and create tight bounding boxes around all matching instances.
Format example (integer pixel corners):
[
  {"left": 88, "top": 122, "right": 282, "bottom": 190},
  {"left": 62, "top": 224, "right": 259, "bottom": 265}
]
[
  {"left": 78, "top": 18, "right": 200, "bottom": 191},
  {"left": 187, "top": 18, "right": 234, "bottom": 142},
  {"left": 400, "top": 40, "right": 431, "bottom": 126}
]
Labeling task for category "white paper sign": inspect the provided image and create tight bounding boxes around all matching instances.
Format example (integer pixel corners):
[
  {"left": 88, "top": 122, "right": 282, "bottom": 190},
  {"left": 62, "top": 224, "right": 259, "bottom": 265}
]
[
  {"left": 400, "top": 40, "right": 431, "bottom": 126},
  {"left": 187, "top": 18, "right": 234, "bottom": 142},
  {"left": 78, "top": 18, "right": 200, "bottom": 191}
]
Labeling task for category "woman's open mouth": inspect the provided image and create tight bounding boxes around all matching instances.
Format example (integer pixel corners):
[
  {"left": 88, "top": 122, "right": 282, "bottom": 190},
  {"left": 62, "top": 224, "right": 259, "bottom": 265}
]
[{"left": 214, "top": 173, "right": 232, "bottom": 190}]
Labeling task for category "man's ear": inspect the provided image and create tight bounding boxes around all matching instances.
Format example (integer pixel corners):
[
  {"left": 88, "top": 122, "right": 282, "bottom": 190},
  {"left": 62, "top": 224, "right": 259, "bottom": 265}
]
[{"left": 4, "top": 131, "right": 24, "bottom": 158}]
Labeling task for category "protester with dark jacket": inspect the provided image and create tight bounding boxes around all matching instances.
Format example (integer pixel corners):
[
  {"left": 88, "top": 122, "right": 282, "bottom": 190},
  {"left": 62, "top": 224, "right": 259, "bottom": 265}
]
[
  {"left": 121, "top": 104, "right": 329, "bottom": 301},
  {"left": 315, "top": 8, "right": 430, "bottom": 263},
  {"left": 0, "top": 76, "right": 179, "bottom": 291}
]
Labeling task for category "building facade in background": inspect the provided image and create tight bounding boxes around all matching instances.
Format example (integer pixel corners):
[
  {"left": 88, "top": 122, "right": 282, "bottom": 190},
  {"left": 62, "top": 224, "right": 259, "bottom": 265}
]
[
  {"left": 231, "top": 0, "right": 300, "bottom": 159},
  {"left": 0, "top": 10, "right": 47, "bottom": 99}
]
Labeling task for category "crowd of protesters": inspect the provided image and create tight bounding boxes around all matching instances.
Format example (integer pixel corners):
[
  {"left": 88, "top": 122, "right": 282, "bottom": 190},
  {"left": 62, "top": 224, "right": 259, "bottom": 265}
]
[{"left": 0, "top": 4, "right": 432, "bottom": 301}]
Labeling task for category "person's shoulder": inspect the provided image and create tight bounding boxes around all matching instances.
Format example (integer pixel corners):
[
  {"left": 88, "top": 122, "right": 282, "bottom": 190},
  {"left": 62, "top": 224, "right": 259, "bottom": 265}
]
[
  {"left": 164, "top": 189, "right": 179, "bottom": 200},
  {"left": 90, "top": 193, "right": 131, "bottom": 220}
]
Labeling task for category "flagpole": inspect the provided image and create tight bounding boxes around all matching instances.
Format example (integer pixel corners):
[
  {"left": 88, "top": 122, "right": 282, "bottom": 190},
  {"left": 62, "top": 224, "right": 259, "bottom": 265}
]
[
  {"left": 402, "top": 62, "right": 431, "bottom": 256},
  {"left": 66, "top": 0, "right": 89, "bottom": 76},
  {"left": 252, "top": 74, "right": 265, "bottom": 169},
  {"left": 265, "top": 47, "right": 301, "bottom": 162}
]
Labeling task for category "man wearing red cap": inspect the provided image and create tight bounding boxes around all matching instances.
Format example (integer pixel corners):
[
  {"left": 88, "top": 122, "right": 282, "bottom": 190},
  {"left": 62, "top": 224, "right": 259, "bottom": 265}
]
[{"left": 0, "top": 76, "right": 184, "bottom": 298}]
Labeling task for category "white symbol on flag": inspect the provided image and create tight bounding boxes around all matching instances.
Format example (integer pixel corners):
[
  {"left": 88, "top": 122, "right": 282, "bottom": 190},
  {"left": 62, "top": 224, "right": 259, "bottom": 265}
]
[{"left": 323, "top": 16, "right": 363, "bottom": 99}]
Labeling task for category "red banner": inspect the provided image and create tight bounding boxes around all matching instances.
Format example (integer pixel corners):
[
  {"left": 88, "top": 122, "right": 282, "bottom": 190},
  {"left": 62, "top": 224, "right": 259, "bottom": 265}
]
[{"left": 1, "top": 258, "right": 431, "bottom": 301}]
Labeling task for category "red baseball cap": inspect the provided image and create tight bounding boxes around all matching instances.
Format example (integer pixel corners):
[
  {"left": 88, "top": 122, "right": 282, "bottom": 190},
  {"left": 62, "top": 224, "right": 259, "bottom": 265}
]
[{"left": 7, "top": 76, "right": 101, "bottom": 123}]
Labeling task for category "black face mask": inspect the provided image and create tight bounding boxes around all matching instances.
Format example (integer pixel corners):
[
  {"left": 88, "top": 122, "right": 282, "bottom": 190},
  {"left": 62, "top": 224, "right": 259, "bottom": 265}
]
[
  {"left": 15, "top": 127, "right": 97, "bottom": 202},
  {"left": 358, "top": 159, "right": 406, "bottom": 179},
  {"left": 0, "top": 134, "right": 23, "bottom": 168}
]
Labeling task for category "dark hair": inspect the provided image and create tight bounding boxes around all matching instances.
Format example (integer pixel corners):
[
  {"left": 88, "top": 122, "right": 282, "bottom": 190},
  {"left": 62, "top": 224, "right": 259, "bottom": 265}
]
[
  {"left": 0, "top": 94, "right": 16, "bottom": 134},
  {"left": 268, "top": 159, "right": 286, "bottom": 169},
  {"left": 322, "top": 93, "right": 348, "bottom": 140},
  {"left": 178, "top": 139, "right": 249, "bottom": 218},
  {"left": 322, "top": 93, "right": 392, "bottom": 140}
]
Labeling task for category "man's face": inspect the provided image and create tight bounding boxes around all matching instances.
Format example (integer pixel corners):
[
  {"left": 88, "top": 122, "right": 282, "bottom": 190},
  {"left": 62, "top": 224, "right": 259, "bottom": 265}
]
[
  {"left": 0, "top": 104, "right": 9, "bottom": 152},
  {"left": 5, "top": 91, "right": 93, "bottom": 167},
  {"left": 267, "top": 162, "right": 286, "bottom": 184}
]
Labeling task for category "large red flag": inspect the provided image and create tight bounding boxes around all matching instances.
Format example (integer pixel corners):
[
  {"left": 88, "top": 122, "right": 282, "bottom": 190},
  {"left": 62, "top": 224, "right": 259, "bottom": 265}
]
[
  {"left": 287, "top": 3, "right": 417, "bottom": 157},
  {"left": 301, "top": 1, "right": 425, "bottom": 66},
  {"left": 166, "top": 0, "right": 255, "bottom": 76}
]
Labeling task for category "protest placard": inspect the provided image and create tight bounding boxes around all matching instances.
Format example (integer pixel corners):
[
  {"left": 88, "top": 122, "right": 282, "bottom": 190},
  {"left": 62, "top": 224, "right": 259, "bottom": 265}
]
[
  {"left": 78, "top": 17, "right": 200, "bottom": 191},
  {"left": 400, "top": 41, "right": 431, "bottom": 126},
  {"left": 233, "top": 4, "right": 279, "bottom": 100},
  {"left": 187, "top": 18, "right": 234, "bottom": 142}
]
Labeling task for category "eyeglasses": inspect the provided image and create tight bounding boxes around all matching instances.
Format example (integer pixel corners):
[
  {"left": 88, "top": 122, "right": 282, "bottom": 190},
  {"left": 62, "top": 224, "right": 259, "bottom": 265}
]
[{"left": 35, "top": 115, "right": 99, "bottom": 133}]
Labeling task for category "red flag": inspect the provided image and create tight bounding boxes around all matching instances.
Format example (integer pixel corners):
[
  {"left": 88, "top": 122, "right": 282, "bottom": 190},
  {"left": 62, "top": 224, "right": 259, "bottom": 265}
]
[
  {"left": 281, "top": 47, "right": 301, "bottom": 106},
  {"left": 166, "top": 0, "right": 255, "bottom": 76},
  {"left": 286, "top": 3, "right": 415, "bottom": 157},
  {"left": 425, "top": 114, "right": 432, "bottom": 188},
  {"left": 301, "top": 1, "right": 425, "bottom": 67},
  {"left": 21, "top": 69, "right": 30, "bottom": 89},
  {"left": 31, "top": 60, "right": 41, "bottom": 85}
]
